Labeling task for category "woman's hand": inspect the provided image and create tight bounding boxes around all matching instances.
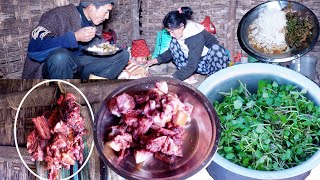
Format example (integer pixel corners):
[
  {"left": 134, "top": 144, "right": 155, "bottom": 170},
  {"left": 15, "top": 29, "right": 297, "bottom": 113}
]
[
  {"left": 147, "top": 58, "right": 158, "bottom": 67},
  {"left": 75, "top": 27, "right": 96, "bottom": 42}
]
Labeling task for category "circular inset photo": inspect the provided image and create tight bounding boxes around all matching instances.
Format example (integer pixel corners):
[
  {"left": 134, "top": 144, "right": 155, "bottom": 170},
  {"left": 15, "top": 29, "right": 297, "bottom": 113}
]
[{"left": 13, "top": 80, "right": 94, "bottom": 180}]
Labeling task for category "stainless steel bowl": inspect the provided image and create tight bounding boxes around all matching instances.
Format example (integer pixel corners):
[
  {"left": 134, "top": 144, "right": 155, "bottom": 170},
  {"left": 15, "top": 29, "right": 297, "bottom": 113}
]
[
  {"left": 198, "top": 63, "right": 320, "bottom": 179},
  {"left": 93, "top": 77, "right": 221, "bottom": 180},
  {"left": 238, "top": 0, "right": 319, "bottom": 63}
]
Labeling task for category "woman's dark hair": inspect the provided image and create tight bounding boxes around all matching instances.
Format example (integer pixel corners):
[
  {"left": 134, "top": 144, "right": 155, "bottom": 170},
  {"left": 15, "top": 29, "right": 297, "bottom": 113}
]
[{"left": 163, "top": 7, "right": 193, "bottom": 29}]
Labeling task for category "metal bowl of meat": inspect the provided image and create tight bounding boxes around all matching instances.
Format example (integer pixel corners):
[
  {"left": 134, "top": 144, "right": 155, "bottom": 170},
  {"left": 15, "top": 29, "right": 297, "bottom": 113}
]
[
  {"left": 93, "top": 77, "right": 221, "bottom": 179},
  {"left": 238, "top": 0, "right": 319, "bottom": 62}
]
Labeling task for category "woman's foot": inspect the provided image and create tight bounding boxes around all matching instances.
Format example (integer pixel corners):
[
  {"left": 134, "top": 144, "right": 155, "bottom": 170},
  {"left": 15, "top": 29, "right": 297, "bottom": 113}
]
[{"left": 183, "top": 74, "right": 200, "bottom": 84}]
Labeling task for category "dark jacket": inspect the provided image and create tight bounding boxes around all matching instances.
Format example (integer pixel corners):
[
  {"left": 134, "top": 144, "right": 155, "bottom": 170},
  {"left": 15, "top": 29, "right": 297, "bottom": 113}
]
[
  {"left": 157, "top": 21, "right": 219, "bottom": 80},
  {"left": 22, "top": 4, "right": 103, "bottom": 79}
]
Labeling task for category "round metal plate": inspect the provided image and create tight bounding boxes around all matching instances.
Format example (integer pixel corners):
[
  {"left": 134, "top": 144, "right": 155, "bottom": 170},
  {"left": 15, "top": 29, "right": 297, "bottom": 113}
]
[
  {"left": 84, "top": 46, "right": 123, "bottom": 56},
  {"left": 93, "top": 77, "right": 221, "bottom": 180},
  {"left": 237, "top": 0, "right": 319, "bottom": 63}
]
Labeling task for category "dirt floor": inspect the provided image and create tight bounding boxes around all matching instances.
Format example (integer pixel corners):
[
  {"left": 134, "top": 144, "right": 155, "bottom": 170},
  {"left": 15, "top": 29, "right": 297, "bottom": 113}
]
[
  {"left": 149, "top": 62, "right": 207, "bottom": 87},
  {"left": 150, "top": 60, "right": 320, "bottom": 88}
]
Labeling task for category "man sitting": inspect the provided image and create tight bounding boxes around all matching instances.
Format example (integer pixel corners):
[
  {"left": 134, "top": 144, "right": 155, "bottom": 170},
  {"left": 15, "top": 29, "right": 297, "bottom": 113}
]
[{"left": 22, "top": 0, "right": 129, "bottom": 79}]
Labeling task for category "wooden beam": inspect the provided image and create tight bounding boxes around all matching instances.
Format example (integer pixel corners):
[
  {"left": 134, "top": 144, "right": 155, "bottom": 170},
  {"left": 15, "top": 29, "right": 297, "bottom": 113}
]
[
  {"left": 0, "top": 146, "right": 33, "bottom": 165},
  {"left": 0, "top": 80, "right": 129, "bottom": 110},
  {"left": 0, "top": 146, "right": 35, "bottom": 180},
  {"left": 225, "top": 0, "right": 238, "bottom": 58},
  {"left": 131, "top": 0, "right": 140, "bottom": 41}
]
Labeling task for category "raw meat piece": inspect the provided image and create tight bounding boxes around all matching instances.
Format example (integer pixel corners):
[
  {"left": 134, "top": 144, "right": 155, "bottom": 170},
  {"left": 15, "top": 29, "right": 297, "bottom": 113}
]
[
  {"left": 32, "top": 116, "right": 51, "bottom": 140},
  {"left": 134, "top": 150, "right": 153, "bottom": 164},
  {"left": 162, "top": 137, "right": 183, "bottom": 157},
  {"left": 135, "top": 117, "right": 153, "bottom": 135},
  {"left": 146, "top": 136, "right": 167, "bottom": 152},
  {"left": 156, "top": 81, "right": 169, "bottom": 94},
  {"left": 116, "top": 93, "right": 135, "bottom": 114},
  {"left": 172, "top": 110, "right": 191, "bottom": 127},
  {"left": 134, "top": 94, "right": 150, "bottom": 104},
  {"left": 51, "top": 133, "right": 67, "bottom": 149},
  {"left": 27, "top": 130, "right": 38, "bottom": 154},
  {"left": 106, "top": 133, "right": 133, "bottom": 152},
  {"left": 123, "top": 111, "right": 140, "bottom": 126},
  {"left": 47, "top": 108, "right": 59, "bottom": 128},
  {"left": 108, "top": 98, "right": 121, "bottom": 117}
]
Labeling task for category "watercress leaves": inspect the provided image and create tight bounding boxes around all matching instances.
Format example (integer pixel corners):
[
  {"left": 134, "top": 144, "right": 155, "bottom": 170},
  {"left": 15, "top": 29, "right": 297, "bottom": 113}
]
[{"left": 215, "top": 80, "right": 320, "bottom": 171}]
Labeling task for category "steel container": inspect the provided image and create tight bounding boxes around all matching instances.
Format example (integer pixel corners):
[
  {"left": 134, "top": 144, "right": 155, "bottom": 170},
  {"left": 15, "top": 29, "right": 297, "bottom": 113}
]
[{"left": 198, "top": 63, "right": 320, "bottom": 180}]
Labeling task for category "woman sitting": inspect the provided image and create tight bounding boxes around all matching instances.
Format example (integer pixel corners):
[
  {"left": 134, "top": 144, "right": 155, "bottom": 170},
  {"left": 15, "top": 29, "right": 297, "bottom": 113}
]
[{"left": 148, "top": 7, "right": 230, "bottom": 82}]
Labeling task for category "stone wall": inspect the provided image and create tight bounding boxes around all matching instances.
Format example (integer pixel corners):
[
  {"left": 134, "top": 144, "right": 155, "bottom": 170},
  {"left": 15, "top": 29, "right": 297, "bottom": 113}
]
[{"left": 105, "top": 0, "right": 133, "bottom": 47}]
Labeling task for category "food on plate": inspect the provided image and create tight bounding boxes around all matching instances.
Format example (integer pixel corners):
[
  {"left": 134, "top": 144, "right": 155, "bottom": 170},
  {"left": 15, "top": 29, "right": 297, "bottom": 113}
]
[
  {"left": 248, "top": 3, "right": 315, "bottom": 54},
  {"left": 214, "top": 80, "right": 320, "bottom": 171},
  {"left": 105, "top": 81, "right": 194, "bottom": 164},
  {"left": 87, "top": 42, "right": 119, "bottom": 54},
  {"left": 26, "top": 93, "right": 88, "bottom": 180}
]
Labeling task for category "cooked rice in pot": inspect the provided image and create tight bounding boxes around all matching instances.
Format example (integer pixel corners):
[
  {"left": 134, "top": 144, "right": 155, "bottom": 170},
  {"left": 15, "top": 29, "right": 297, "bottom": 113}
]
[{"left": 248, "top": 8, "right": 288, "bottom": 54}]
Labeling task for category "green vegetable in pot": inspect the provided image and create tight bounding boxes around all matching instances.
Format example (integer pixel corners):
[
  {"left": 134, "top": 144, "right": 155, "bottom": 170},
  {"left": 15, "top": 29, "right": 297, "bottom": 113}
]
[
  {"left": 214, "top": 80, "right": 320, "bottom": 171},
  {"left": 285, "top": 10, "right": 314, "bottom": 50}
]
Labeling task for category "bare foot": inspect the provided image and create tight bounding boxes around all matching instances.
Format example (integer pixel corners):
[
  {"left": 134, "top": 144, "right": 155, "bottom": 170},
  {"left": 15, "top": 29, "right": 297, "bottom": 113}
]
[
  {"left": 89, "top": 74, "right": 108, "bottom": 80},
  {"left": 184, "top": 74, "right": 200, "bottom": 84}
]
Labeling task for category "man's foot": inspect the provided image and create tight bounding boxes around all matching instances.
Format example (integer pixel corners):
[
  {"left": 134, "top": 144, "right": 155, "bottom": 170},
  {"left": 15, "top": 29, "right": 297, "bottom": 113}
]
[
  {"left": 183, "top": 74, "right": 200, "bottom": 84},
  {"left": 89, "top": 74, "right": 108, "bottom": 80}
]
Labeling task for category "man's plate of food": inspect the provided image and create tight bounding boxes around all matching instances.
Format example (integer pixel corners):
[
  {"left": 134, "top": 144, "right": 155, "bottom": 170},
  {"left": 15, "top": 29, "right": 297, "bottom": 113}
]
[{"left": 84, "top": 42, "right": 122, "bottom": 56}]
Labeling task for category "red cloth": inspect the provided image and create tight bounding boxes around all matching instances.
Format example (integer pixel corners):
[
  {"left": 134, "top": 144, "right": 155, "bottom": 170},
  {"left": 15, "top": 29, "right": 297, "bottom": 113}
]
[
  {"left": 102, "top": 29, "right": 116, "bottom": 44},
  {"left": 131, "top": 39, "right": 150, "bottom": 57},
  {"left": 201, "top": 16, "right": 216, "bottom": 34}
]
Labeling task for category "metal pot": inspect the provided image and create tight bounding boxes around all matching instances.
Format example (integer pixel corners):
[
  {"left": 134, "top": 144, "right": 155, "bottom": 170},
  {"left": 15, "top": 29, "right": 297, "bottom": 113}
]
[
  {"left": 237, "top": 0, "right": 319, "bottom": 63},
  {"left": 198, "top": 63, "right": 320, "bottom": 180},
  {"left": 93, "top": 77, "right": 221, "bottom": 180},
  {"left": 290, "top": 54, "right": 319, "bottom": 81}
]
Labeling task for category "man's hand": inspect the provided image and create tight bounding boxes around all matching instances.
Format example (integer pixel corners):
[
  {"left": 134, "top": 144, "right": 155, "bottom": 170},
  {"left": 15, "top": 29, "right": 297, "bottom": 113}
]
[
  {"left": 147, "top": 58, "right": 158, "bottom": 67},
  {"left": 74, "top": 27, "right": 96, "bottom": 42}
]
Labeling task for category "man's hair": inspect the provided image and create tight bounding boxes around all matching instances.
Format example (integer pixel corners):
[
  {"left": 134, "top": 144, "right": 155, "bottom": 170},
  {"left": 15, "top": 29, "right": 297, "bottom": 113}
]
[{"left": 80, "top": 2, "right": 114, "bottom": 8}]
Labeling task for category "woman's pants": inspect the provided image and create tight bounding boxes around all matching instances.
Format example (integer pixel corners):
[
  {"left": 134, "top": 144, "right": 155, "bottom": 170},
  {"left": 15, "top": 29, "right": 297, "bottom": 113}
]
[{"left": 170, "top": 39, "right": 230, "bottom": 75}]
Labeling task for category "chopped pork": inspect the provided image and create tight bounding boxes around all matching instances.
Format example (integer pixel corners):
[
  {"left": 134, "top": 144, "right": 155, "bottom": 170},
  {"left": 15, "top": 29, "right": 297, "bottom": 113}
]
[
  {"left": 105, "top": 81, "right": 193, "bottom": 164},
  {"left": 26, "top": 93, "right": 87, "bottom": 180}
]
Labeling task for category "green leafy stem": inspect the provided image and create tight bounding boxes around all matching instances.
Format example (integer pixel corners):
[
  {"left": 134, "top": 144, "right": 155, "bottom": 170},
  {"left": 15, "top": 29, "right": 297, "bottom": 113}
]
[{"left": 214, "top": 80, "right": 320, "bottom": 171}]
